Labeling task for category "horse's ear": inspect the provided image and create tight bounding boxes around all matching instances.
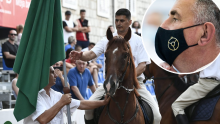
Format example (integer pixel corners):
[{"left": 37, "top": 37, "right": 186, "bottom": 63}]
[
  {"left": 124, "top": 27, "right": 131, "bottom": 42},
  {"left": 106, "top": 27, "right": 113, "bottom": 41}
]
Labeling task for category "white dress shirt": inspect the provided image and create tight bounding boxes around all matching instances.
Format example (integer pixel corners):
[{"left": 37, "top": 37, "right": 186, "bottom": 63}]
[
  {"left": 91, "top": 32, "right": 151, "bottom": 80},
  {"left": 200, "top": 54, "right": 220, "bottom": 80},
  {"left": 23, "top": 88, "right": 80, "bottom": 124}
]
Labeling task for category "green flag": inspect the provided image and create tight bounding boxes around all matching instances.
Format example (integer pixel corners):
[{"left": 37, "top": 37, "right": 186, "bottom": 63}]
[{"left": 13, "top": 0, "right": 65, "bottom": 121}]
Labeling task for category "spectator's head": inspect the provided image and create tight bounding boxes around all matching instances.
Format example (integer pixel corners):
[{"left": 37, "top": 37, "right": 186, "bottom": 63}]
[
  {"left": 16, "top": 24, "right": 24, "bottom": 34},
  {"left": 53, "top": 61, "right": 61, "bottom": 67},
  {"left": 108, "top": 25, "right": 115, "bottom": 33},
  {"left": 132, "top": 21, "right": 141, "bottom": 29},
  {"left": 75, "top": 45, "right": 82, "bottom": 52},
  {"left": 66, "top": 48, "right": 74, "bottom": 59},
  {"left": 68, "top": 36, "right": 76, "bottom": 45},
  {"left": 8, "top": 30, "right": 17, "bottom": 42},
  {"left": 48, "top": 66, "right": 57, "bottom": 87},
  {"left": 75, "top": 60, "right": 87, "bottom": 73},
  {"left": 115, "top": 8, "right": 132, "bottom": 34},
  {"left": 88, "top": 42, "right": 95, "bottom": 50},
  {"left": 80, "top": 9, "right": 86, "bottom": 20},
  {"left": 65, "top": 10, "right": 71, "bottom": 20}
]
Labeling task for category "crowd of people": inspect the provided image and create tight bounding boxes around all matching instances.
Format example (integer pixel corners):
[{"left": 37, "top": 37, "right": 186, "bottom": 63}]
[
  {"left": 2, "top": 8, "right": 142, "bottom": 101},
  {"left": 0, "top": 7, "right": 144, "bottom": 124},
  {"left": 0, "top": 0, "right": 220, "bottom": 123}
]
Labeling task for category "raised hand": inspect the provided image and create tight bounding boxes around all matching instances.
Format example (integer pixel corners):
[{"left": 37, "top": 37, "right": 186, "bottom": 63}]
[
  {"left": 54, "top": 69, "right": 63, "bottom": 78},
  {"left": 70, "top": 50, "right": 83, "bottom": 61}
]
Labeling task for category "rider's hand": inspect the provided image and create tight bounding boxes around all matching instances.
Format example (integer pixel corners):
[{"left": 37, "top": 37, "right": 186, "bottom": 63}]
[
  {"left": 70, "top": 51, "right": 83, "bottom": 61},
  {"left": 160, "top": 62, "right": 177, "bottom": 72}
]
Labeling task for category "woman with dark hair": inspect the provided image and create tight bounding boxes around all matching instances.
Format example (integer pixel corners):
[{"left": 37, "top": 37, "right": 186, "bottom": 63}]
[
  {"left": 66, "top": 48, "right": 74, "bottom": 59},
  {"left": 131, "top": 21, "right": 141, "bottom": 36}
]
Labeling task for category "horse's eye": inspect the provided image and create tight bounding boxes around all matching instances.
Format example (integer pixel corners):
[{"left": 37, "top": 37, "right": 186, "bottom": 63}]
[{"left": 124, "top": 53, "right": 128, "bottom": 59}]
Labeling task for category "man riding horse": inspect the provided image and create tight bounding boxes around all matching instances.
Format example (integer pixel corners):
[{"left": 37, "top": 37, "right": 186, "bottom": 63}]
[
  {"left": 158, "top": 0, "right": 220, "bottom": 123},
  {"left": 70, "top": 9, "right": 161, "bottom": 124}
]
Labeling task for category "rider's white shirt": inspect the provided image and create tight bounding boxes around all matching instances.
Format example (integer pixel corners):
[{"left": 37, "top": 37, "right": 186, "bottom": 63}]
[
  {"left": 91, "top": 32, "right": 151, "bottom": 80},
  {"left": 200, "top": 54, "right": 220, "bottom": 80}
]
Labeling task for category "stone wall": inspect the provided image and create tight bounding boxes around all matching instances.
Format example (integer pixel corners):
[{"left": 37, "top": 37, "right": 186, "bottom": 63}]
[{"left": 61, "top": 0, "right": 152, "bottom": 43}]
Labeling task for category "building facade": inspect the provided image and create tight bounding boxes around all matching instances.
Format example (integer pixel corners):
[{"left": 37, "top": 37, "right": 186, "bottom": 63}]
[{"left": 61, "top": 0, "right": 152, "bottom": 43}]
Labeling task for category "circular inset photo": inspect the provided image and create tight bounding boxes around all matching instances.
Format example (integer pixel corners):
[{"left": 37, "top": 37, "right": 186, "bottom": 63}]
[{"left": 142, "top": 0, "right": 220, "bottom": 74}]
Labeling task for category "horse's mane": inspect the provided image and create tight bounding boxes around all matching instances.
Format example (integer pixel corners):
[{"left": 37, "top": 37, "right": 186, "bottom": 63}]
[
  {"left": 106, "top": 36, "right": 141, "bottom": 89},
  {"left": 150, "top": 61, "right": 189, "bottom": 92}
]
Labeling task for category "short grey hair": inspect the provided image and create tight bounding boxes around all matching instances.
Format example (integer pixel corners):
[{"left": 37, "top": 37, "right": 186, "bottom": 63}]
[
  {"left": 191, "top": 0, "right": 220, "bottom": 47},
  {"left": 68, "top": 36, "right": 75, "bottom": 44}
]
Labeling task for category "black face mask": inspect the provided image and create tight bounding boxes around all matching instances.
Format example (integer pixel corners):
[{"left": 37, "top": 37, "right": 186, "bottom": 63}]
[{"left": 155, "top": 24, "right": 203, "bottom": 66}]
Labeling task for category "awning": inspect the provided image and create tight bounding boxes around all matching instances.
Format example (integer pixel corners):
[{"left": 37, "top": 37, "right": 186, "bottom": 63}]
[{"left": 0, "top": 0, "right": 31, "bottom": 28}]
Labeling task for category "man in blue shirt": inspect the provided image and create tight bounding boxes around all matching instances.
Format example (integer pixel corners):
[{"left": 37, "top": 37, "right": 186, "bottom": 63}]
[
  {"left": 68, "top": 60, "right": 96, "bottom": 100},
  {"left": 65, "top": 36, "right": 76, "bottom": 51}
]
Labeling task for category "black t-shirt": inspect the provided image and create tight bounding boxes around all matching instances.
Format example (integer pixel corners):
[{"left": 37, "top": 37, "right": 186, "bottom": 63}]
[
  {"left": 2, "top": 41, "right": 18, "bottom": 68},
  {"left": 62, "top": 21, "right": 76, "bottom": 28}
]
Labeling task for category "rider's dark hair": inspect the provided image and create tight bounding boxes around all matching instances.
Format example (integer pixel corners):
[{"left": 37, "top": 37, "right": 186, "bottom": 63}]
[{"left": 115, "top": 8, "right": 131, "bottom": 20}]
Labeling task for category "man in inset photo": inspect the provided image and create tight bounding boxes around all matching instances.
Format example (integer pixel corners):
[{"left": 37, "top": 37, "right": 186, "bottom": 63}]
[{"left": 155, "top": 0, "right": 220, "bottom": 73}]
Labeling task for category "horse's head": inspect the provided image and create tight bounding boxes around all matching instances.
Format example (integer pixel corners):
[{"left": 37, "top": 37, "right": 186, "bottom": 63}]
[{"left": 103, "top": 27, "right": 132, "bottom": 96}]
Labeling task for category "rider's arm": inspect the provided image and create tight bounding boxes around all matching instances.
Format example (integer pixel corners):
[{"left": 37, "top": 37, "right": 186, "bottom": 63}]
[
  {"left": 81, "top": 50, "right": 97, "bottom": 61},
  {"left": 86, "top": 37, "right": 106, "bottom": 60},
  {"left": 135, "top": 37, "right": 151, "bottom": 77},
  {"left": 136, "top": 62, "right": 146, "bottom": 77}
]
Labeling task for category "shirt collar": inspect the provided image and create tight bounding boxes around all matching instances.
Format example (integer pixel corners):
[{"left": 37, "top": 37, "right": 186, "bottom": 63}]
[
  {"left": 39, "top": 89, "right": 45, "bottom": 93},
  {"left": 39, "top": 88, "right": 52, "bottom": 94},
  {"left": 75, "top": 67, "right": 85, "bottom": 74}
]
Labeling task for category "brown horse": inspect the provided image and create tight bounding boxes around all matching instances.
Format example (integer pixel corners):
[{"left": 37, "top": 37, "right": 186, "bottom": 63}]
[
  {"left": 144, "top": 61, "right": 220, "bottom": 124},
  {"left": 98, "top": 28, "right": 145, "bottom": 124}
]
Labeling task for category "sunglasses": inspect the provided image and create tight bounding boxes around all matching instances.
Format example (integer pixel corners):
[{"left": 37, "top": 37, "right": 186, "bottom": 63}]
[{"left": 10, "top": 34, "right": 17, "bottom": 36}]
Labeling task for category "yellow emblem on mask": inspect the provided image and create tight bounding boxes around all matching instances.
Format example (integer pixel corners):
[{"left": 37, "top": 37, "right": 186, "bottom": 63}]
[{"left": 168, "top": 37, "right": 179, "bottom": 51}]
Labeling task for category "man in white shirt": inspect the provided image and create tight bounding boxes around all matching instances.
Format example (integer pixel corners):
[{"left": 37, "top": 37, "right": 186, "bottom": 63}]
[
  {"left": 23, "top": 66, "right": 110, "bottom": 124},
  {"left": 70, "top": 8, "right": 161, "bottom": 124},
  {"left": 63, "top": 11, "right": 78, "bottom": 44}
]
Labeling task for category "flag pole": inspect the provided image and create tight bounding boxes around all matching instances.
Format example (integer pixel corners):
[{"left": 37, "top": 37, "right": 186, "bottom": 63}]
[{"left": 63, "top": 59, "right": 72, "bottom": 124}]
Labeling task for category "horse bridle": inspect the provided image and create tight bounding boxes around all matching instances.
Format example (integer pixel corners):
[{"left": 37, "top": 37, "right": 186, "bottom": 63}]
[
  {"left": 145, "top": 65, "right": 178, "bottom": 101},
  {"left": 107, "top": 43, "right": 139, "bottom": 124}
]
